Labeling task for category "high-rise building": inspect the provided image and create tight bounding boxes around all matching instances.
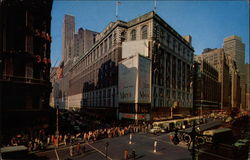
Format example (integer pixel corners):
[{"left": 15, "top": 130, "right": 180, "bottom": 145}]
[
  {"left": 223, "top": 35, "right": 246, "bottom": 109},
  {"left": 62, "top": 15, "right": 75, "bottom": 63},
  {"left": 0, "top": 0, "right": 53, "bottom": 137},
  {"left": 245, "top": 63, "right": 250, "bottom": 110},
  {"left": 226, "top": 55, "right": 241, "bottom": 108},
  {"left": 51, "top": 15, "right": 98, "bottom": 110},
  {"left": 195, "top": 49, "right": 232, "bottom": 111},
  {"left": 193, "top": 60, "right": 221, "bottom": 115},
  {"left": 71, "top": 28, "right": 98, "bottom": 59},
  {"left": 63, "top": 11, "right": 194, "bottom": 121}
]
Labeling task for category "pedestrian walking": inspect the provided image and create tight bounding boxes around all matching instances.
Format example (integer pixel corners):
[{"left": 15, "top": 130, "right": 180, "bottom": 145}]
[
  {"left": 124, "top": 150, "right": 128, "bottom": 160},
  {"left": 82, "top": 144, "right": 86, "bottom": 153},
  {"left": 47, "top": 136, "right": 50, "bottom": 145},
  {"left": 28, "top": 141, "right": 32, "bottom": 152},
  {"left": 69, "top": 145, "right": 73, "bottom": 157},
  {"left": 132, "top": 150, "right": 136, "bottom": 160},
  {"left": 76, "top": 143, "right": 81, "bottom": 155},
  {"left": 54, "top": 137, "right": 58, "bottom": 148},
  {"left": 63, "top": 135, "right": 67, "bottom": 145}
]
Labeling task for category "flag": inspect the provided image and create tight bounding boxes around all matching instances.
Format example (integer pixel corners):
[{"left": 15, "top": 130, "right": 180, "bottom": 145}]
[
  {"left": 36, "top": 55, "right": 41, "bottom": 63},
  {"left": 116, "top": 1, "right": 121, "bottom": 5},
  {"left": 43, "top": 57, "right": 47, "bottom": 64}
]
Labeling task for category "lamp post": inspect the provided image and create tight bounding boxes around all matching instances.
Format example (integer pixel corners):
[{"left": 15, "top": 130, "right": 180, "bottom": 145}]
[
  {"left": 190, "top": 121, "right": 198, "bottom": 160},
  {"left": 200, "top": 73, "right": 203, "bottom": 117},
  {"left": 171, "top": 61, "right": 210, "bottom": 159},
  {"left": 172, "top": 120, "right": 211, "bottom": 160}
]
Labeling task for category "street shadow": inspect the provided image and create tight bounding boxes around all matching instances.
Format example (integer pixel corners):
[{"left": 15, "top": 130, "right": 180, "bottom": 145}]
[
  {"left": 25, "top": 153, "right": 50, "bottom": 160},
  {"left": 135, "top": 155, "right": 145, "bottom": 159}
]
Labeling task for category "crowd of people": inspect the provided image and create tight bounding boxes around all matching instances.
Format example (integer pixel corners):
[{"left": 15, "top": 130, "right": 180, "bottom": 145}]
[{"left": 6, "top": 123, "right": 151, "bottom": 153}]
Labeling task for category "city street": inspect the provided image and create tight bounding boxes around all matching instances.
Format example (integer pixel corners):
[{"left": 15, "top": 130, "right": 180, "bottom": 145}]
[
  {"left": 1, "top": 1, "right": 249, "bottom": 160},
  {"left": 34, "top": 133, "right": 235, "bottom": 160}
]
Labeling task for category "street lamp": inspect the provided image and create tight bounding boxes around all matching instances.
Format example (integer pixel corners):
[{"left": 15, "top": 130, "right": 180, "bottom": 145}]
[{"left": 200, "top": 74, "right": 203, "bottom": 118}]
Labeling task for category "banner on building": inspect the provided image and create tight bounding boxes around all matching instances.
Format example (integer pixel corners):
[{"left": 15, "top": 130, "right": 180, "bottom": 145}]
[
  {"left": 119, "top": 113, "right": 150, "bottom": 120},
  {"left": 118, "top": 54, "right": 151, "bottom": 103}
]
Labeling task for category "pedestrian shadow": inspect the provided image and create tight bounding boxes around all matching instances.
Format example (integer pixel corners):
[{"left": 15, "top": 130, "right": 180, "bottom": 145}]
[
  {"left": 127, "top": 154, "right": 145, "bottom": 160},
  {"left": 158, "top": 147, "right": 166, "bottom": 151}
]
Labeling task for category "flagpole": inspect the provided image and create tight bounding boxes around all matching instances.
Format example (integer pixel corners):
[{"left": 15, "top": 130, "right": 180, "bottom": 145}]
[
  {"left": 116, "top": 1, "right": 118, "bottom": 20},
  {"left": 154, "top": 0, "right": 157, "bottom": 13}
]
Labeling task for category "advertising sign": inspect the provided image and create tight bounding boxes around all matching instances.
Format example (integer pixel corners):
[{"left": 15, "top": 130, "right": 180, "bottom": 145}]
[
  {"left": 119, "top": 113, "right": 150, "bottom": 120},
  {"left": 118, "top": 54, "right": 151, "bottom": 103},
  {"left": 118, "top": 56, "right": 137, "bottom": 103},
  {"left": 138, "top": 55, "right": 151, "bottom": 103}
]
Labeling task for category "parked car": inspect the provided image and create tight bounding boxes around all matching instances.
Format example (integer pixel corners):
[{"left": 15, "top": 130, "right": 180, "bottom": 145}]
[
  {"left": 233, "top": 139, "right": 250, "bottom": 151},
  {"left": 149, "top": 126, "right": 165, "bottom": 134}
]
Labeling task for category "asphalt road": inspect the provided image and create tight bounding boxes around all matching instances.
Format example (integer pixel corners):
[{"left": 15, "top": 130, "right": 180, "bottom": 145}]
[{"left": 33, "top": 132, "right": 237, "bottom": 160}]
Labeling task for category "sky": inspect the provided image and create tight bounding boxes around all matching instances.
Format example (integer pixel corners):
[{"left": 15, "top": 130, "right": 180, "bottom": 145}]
[{"left": 51, "top": 1, "right": 249, "bottom": 67}]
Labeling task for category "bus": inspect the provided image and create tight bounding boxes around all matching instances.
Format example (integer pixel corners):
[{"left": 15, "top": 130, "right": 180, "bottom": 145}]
[
  {"left": 203, "top": 128, "right": 234, "bottom": 144},
  {"left": 152, "top": 116, "right": 205, "bottom": 132}
]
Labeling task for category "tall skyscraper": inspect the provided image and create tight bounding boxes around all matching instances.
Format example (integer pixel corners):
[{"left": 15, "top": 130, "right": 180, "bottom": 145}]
[
  {"left": 223, "top": 35, "right": 246, "bottom": 109},
  {"left": 62, "top": 15, "right": 75, "bottom": 63},
  {"left": 51, "top": 15, "right": 98, "bottom": 109}
]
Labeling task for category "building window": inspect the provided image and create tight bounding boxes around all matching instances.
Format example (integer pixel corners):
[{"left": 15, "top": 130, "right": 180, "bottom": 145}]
[
  {"left": 109, "top": 35, "right": 112, "bottom": 49},
  {"left": 121, "top": 31, "right": 126, "bottom": 42},
  {"left": 113, "top": 32, "right": 116, "bottom": 45},
  {"left": 160, "top": 29, "right": 164, "bottom": 40},
  {"left": 167, "top": 34, "right": 170, "bottom": 46},
  {"left": 93, "top": 34, "right": 96, "bottom": 44},
  {"left": 130, "top": 29, "right": 136, "bottom": 40},
  {"left": 141, "top": 25, "right": 148, "bottom": 40},
  {"left": 104, "top": 39, "right": 107, "bottom": 52},
  {"left": 97, "top": 46, "right": 99, "bottom": 57},
  {"left": 178, "top": 43, "right": 181, "bottom": 53},
  {"left": 173, "top": 39, "right": 176, "bottom": 51},
  {"left": 100, "top": 43, "right": 103, "bottom": 55}
]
